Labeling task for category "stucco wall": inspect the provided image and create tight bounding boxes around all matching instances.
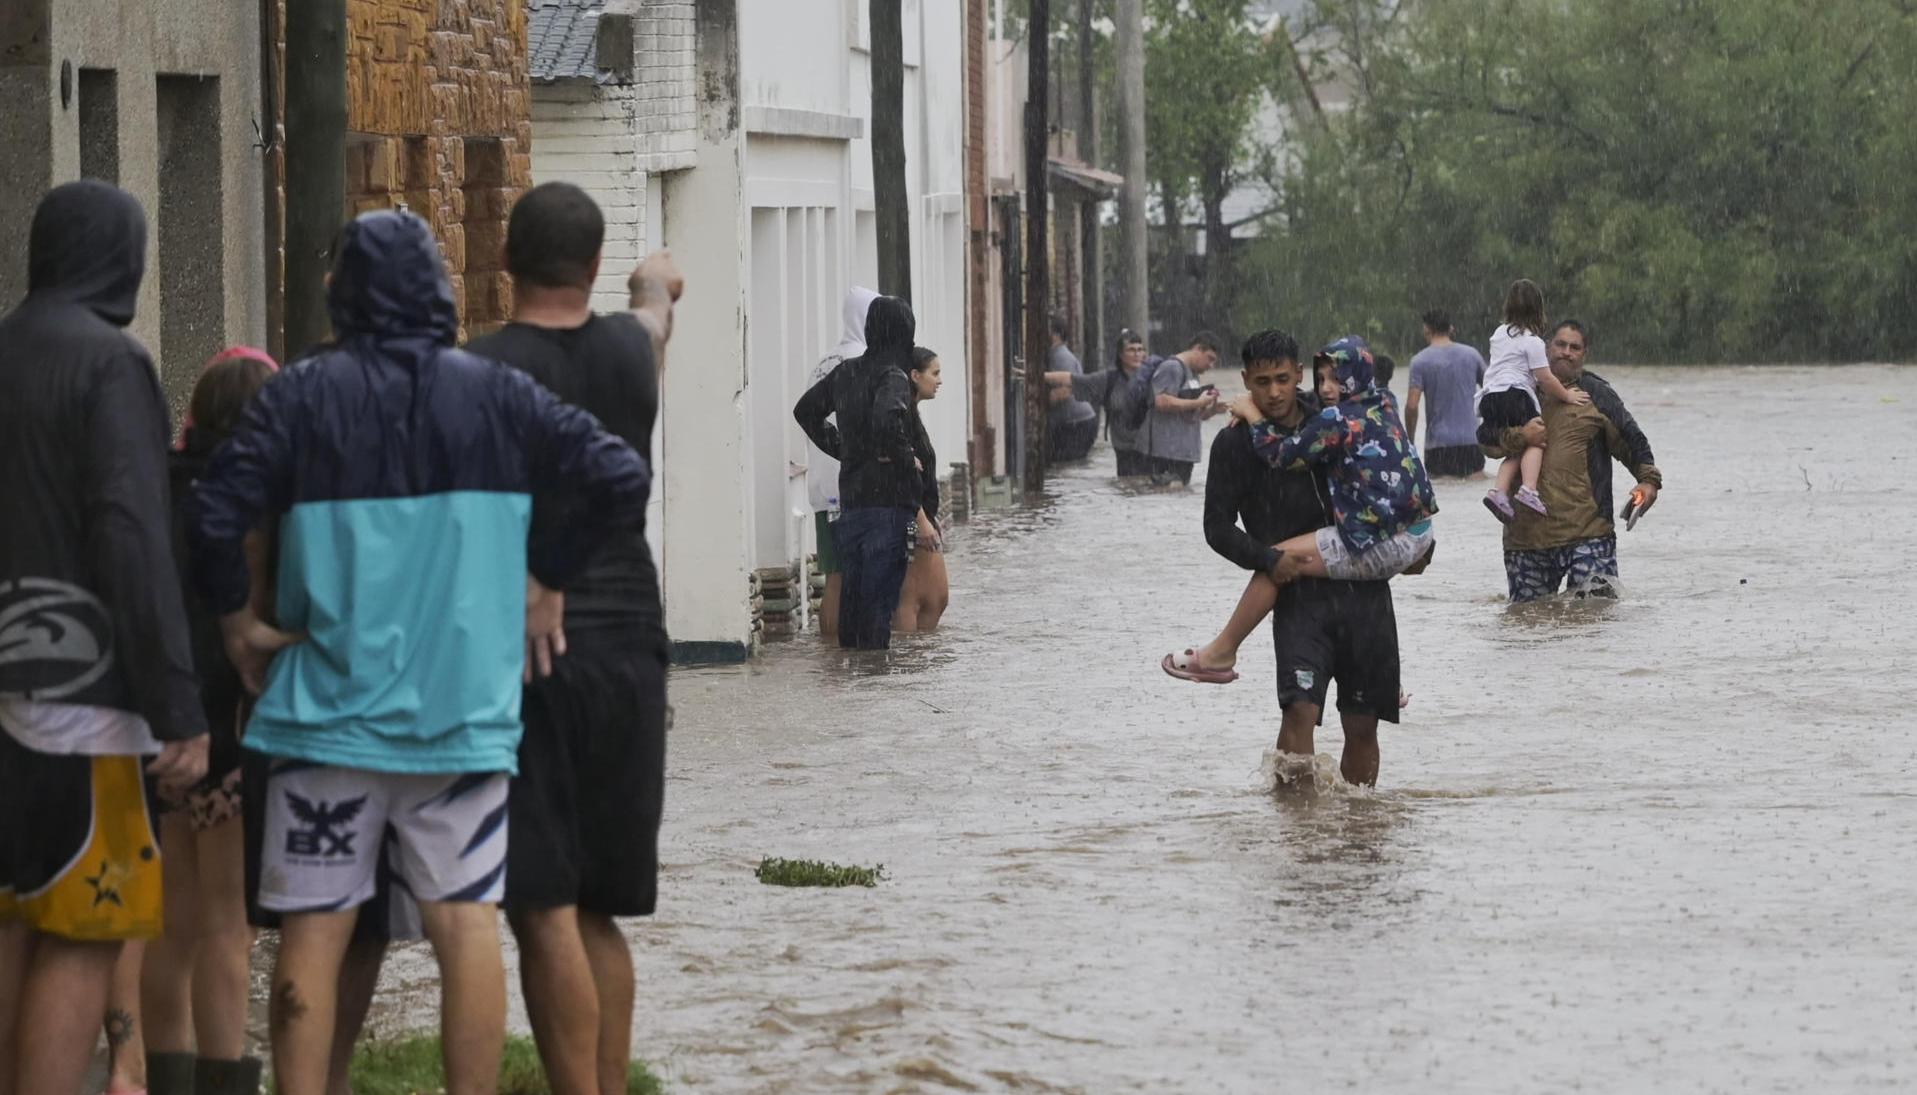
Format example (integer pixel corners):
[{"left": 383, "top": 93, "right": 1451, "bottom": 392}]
[{"left": 0, "top": 0, "right": 266, "bottom": 420}]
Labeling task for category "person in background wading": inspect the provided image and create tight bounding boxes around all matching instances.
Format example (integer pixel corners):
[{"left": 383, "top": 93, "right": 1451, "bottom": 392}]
[
  {"left": 1, "top": 181, "right": 210, "bottom": 1095},
  {"left": 1405, "top": 309, "right": 1487, "bottom": 479},
  {"left": 793, "top": 296, "right": 923, "bottom": 650},
  {"left": 1045, "top": 316, "right": 1099, "bottom": 463},
  {"left": 1144, "top": 332, "right": 1226, "bottom": 486},
  {"left": 806, "top": 287, "right": 880, "bottom": 640},
  {"left": 894, "top": 348, "right": 950, "bottom": 633},
  {"left": 128, "top": 348, "right": 281, "bottom": 1095},
  {"left": 1046, "top": 328, "right": 1152, "bottom": 477}
]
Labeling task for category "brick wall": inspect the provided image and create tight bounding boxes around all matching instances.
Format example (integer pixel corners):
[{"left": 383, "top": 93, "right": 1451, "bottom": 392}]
[
  {"left": 531, "top": 84, "right": 645, "bottom": 315},
  {"left": 341, "top": 0, "right": 531, "bottom": 335},
  {"left": 633, "top": 0, "right": 697, "bottom": 171}
]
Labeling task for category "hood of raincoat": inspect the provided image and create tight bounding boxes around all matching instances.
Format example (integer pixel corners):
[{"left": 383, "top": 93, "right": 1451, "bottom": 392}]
[
  {"left": 326, "top": 209, "right": 459, "bottom": 346},
  {"left": 27, "top": 180, "right": 148, "bottom": 328},
  {"left": 1314, "top": 335, "right": 1376, "bottom": 398}
]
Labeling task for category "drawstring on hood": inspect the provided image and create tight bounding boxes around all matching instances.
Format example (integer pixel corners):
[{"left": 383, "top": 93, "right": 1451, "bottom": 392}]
[
  {"left": 27, "top": 180, "right": 148, "bottom": 328},
  {"left": 326, "top": 210, "right": 459, "bottom": 347}
]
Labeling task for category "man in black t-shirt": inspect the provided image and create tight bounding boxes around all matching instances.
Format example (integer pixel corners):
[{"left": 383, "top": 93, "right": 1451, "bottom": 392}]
[
  {"left": 465, "top": 182, "right": 681, "bottom": 1095},
  {"left": 1202, "top": 330, "right": 1402, "bottom": 787}
]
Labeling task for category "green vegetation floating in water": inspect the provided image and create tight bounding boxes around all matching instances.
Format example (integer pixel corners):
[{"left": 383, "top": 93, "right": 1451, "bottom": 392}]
[
  {"left": 340, "top": 1033, "right": 663, "bottom": 1095},
  {"left": 754, "top": 856, "right": 886, "bottom": 888}
]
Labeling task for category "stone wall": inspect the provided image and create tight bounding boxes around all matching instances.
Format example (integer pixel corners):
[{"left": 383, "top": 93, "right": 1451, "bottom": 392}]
[{"left": 341, "top": 0, "right": 530, "bottom": 335}]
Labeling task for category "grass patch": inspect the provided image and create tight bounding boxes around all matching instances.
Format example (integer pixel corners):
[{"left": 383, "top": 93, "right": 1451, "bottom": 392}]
[
  {"left": 344, "top": 1033, "right": 662, "bottom": 1095},
  {"left": 754, "top": 856, "right": 886, "bottom": 888}
]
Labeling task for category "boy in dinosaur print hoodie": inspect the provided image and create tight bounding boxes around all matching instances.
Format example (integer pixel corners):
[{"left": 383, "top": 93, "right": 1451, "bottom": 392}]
[
  {"left": 1160, "top": 335, "right": 1439, "bottom": 687},
  {"left": 1247, "top": 335, "right": 1438, "bottom": 575}
]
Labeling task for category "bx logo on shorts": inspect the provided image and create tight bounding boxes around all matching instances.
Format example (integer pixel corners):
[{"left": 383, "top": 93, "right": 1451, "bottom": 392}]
[{"left": 284, "top": 792, "right": 368, "bottom": 858}]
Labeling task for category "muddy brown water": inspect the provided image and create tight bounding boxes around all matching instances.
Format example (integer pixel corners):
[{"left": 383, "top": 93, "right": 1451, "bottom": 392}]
[{"left": 261, "top": 366, "right": 1917, "bottom": 1092}]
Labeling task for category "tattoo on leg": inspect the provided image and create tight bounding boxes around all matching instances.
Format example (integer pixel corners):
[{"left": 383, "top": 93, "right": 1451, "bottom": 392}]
[
  {"left": 104, "top": 1007, "right": 136, "bottom": 1051},
  {"left": 270, "top": 980, "right": 310, "bottom": 1030}
]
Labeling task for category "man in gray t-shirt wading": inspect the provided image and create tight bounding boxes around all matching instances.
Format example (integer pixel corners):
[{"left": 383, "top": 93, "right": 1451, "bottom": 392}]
[
  {"left": 1046, "top": 316, "right": 1099, "bottom": 462},
  {"left": 1144, "top": 331, "right": 1225, "bottom": 485},
  {"left": 1405, "top": 308, "right": 1487, "bottom": 479}
]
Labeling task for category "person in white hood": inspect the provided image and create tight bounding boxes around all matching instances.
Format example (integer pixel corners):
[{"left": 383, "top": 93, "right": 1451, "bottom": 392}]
[{"left": 806, "top": 287, "right": 879, "bottom": 638}]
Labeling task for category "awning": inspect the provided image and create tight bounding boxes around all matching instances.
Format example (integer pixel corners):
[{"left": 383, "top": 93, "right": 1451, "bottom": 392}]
[{"left": 1047, "top": 157, "right": 1124, "bottom": 199}]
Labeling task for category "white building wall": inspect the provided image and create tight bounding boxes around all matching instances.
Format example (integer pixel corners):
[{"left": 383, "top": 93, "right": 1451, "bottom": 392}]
[
  {"left": 738, "top": 0, "right": 969, "bottom": 580},
  {"left": 528, "top": 0, "right": 707, "bottom": 646}
]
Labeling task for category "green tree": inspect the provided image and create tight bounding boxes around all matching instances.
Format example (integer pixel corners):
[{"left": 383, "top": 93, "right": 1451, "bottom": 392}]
[
  {"left": 1142, "top": 0, "right": 1281, "bottom": 338},
  {"left": 1237, "top": 0, "right": 1917, "bottom": 363}
]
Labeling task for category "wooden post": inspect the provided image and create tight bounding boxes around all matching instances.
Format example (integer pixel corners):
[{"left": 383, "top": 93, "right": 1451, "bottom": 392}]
[
  {"left": 870, "top": 0, "right": 912, "bottom": 303},
  {"left": 1114, "top": 0, "right": 1148, "bottom": 343},
  {"left": 1077, "top": 0, "right": 1102, "bottom": 364},
  {"left": 1023, "top": 0, "right": 1050, "bottom": 496},
  {"left": 283, "top": 0, "right": 346, "bottom": 358}
]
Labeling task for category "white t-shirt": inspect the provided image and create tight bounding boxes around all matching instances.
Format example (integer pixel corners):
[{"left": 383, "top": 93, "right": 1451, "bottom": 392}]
[
  {"left": 0, "top": 699, "right": 161, "bottom": 756},
  {"left": 1484, "top": 325, "right": 1548, "bottom": 409}
]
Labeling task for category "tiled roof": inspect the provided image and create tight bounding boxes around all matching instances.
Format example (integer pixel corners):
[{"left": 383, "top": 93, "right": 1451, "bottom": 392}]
[{"left": 528, "top": 0, "right": 610, "bottom": 83}]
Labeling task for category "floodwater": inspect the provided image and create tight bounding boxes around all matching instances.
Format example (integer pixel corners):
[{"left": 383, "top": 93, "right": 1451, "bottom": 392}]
[{"left": 362, "top": 365, "right": 1917, "bottom": 1092}]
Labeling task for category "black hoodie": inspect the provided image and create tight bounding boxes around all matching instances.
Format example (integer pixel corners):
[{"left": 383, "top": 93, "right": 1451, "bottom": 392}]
[{"left": 0, "top": 181, "right": 207, "bottom": 744}]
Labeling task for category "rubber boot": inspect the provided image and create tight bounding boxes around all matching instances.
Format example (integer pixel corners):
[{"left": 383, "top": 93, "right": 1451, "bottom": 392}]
[
  {"left": 145, "top": 1051, "right": 198, "bottom": 1095},
  {"left": 195, "top": 1056, "right": 265, "bottom": 1095}
]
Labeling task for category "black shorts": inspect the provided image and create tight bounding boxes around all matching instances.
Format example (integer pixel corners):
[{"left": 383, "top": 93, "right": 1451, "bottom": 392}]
[
  {"left": 1048, "top": 415, "right": 1099, "bottom": 462},
  {"left": 0, "top": 734, "right": 163, "bottom": 940},
  {"left": 1271, "top": 579, "right": 1401, "bottom": 725},
  {"left": 1114, "top": 448, "right": 1151, "bottom": 477},
  {"left": 1424, "top": 444, "right": 1485, "bottom": 478},
  {"left": 505, "top": 629, "right": 668, "bottom": 917},
  {"left": 1476, "top": 388, "right": 1538, "bottom": 441},
  {"left": 1149, "top": 456, "right": 1194, "bottom": 485}
]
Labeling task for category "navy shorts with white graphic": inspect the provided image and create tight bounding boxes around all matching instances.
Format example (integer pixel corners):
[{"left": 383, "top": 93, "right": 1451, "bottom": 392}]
[
  {"left": 1504, "top": 536, "right": 1619, "bottom": 603},
  {"left": 256, "top": 761, "right": 508, "bottom": 914}
]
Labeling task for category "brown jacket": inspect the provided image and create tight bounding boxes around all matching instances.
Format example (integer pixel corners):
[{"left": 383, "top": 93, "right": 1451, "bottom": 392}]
[{"left": 1486, "top": 371, "right": 1661, "bottom": 552}]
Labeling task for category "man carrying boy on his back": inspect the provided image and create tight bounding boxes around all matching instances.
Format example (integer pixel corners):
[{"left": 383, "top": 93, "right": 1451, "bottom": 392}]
[{"left": 1198, "top": 330, "right": 1405, "bottom": 785}]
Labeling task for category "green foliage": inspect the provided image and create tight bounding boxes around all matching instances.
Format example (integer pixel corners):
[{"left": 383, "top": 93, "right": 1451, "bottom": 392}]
[
  {"left": 1235, "top": 0, "right": 1917, "bottom": 362},
  {"left": 341, "top": 1034, "right": 663, "bottom": 1095},
  {"left": 754, "top": 857, "right": 887, "bottom": 888},
  {"left": 1142, "top": 0, "right": 1276, "bottom": 219}
]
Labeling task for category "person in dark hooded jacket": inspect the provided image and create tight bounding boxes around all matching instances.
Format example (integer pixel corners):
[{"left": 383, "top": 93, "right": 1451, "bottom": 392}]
[
  {"left": 0, "top": 181, "right": 209, "bottom": 1095},
  {"left": 792, "top": 295, "right": 923, "bottom": 649},
  {"left": 186, "top": 208, "right": 651, "bottom": 1095}
]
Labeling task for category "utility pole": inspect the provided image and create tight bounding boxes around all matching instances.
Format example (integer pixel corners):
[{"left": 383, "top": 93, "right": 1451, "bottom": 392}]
[
  {"left": 283, "top": 0, "right": 346, "bottom": 358},
  {"left": 870, "top": 0, "right": 912, "bottom": 302},
  {"left": 1076, "top": 0, "right": 1102, "bottom": 366},
  {"left": 1023, "top": 0, "right": 1052, "bottom": 496},
  {"left": 1114, "top": 0, "right": 1149, "bottom": 344}
]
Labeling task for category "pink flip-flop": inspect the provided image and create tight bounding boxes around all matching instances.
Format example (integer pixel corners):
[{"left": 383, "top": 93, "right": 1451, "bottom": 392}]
[{"left": 1162, "top": 649, "right": 1239, "bottom": 684}]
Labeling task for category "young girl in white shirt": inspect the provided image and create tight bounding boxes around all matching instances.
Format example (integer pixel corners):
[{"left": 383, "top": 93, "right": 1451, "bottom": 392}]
[{"left": 1479, "top": 278, "right": 1588, "bottom": 520}]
